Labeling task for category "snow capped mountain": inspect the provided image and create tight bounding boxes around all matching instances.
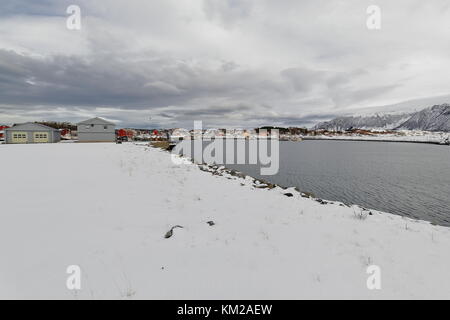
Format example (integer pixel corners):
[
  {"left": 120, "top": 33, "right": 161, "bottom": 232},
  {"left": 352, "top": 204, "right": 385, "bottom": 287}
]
[
  {"left": 396, "top": 104, "right": 450, "bottom": 131},
  {"left": 314, "top": 104, "right": 450, "bottom": 132},
  {"left": 314, "top": 113, "right": 411, "bottom": 131}
]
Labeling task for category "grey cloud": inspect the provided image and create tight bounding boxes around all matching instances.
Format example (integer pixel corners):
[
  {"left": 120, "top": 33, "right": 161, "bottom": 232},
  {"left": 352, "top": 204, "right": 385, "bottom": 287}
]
[
  {"left": 149, "top": 102, "right": 338, "bottom": 128},
  {"left": 281, "top": 68, "right": 327, "bottom": 93},
  {"left": 203, "top": 0, "right": 253, "bottom": 28},
  {"left": 0, "top": 0, "right": 68, "bottom": 17},
  {"left": 0, "top": 48, "right": 401, "bottom": 127},
  {"left": 180, "top": 104, "right": 253, "bottom": 117},
  {"left": 239, "top": 112, "right": 340, "bottom": 127},
  {"left": 0, "top": 50, "right": 258, "bottom": 108},
  {"left": 330, "top": 84, "right": 401, "bottom": 108},
  {"left": 1, "top": 0, "right": 450, "bottom": 128},
  {"left": 0, "top": 49, "right": 326, "bottom": 111}
]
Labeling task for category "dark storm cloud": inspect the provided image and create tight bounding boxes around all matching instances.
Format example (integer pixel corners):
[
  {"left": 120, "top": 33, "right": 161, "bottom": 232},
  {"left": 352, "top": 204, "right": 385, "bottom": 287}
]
[
  {"left": 0, "top": 50, "right": 269, "bottom": 108},
  {"left": 0, "top": 49, "right": 336, "bottom": 114},
  {"left": 0, "top": 47, "right": 409, "bottom": 127}
]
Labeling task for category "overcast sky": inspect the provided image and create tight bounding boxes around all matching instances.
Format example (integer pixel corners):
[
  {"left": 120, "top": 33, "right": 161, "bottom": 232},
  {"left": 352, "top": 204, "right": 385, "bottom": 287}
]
[{"left": 1, "top": 0, "right": 450, "bottom": 128}]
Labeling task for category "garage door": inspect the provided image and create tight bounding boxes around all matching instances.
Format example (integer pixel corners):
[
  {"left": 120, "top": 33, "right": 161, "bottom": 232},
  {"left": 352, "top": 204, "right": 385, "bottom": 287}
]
[
  {"left": 11, "top": 132, "right": 28, "bottom": 144},
  {"left": 34, "top": 132, "right": 49, "bottom": 143}
]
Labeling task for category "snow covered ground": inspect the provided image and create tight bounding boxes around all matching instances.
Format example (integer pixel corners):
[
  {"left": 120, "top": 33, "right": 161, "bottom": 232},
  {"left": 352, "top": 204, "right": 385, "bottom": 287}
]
[{"left": 1, "top": 143, "right": 450, "bottom": 299}]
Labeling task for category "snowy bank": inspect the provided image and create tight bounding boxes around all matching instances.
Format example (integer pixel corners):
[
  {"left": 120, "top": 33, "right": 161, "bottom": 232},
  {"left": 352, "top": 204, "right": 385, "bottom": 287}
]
[{"left": 0, "top": 143, "right": 449, "bottom": 299}]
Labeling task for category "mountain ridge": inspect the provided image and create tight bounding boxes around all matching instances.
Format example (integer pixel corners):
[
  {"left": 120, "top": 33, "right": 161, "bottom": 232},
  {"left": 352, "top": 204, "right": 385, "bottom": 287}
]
[{"left": 314, "top": 104, "right": 450, "bottom": 132}]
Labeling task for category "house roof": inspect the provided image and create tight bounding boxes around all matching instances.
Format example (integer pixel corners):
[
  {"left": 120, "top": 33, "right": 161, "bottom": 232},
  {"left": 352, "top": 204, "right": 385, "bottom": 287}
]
[
  {"left": 77, "top": 117, "right": 116, "bottom": 126},
  {"left": 5, "top": 122, "right": 59, "bottom": 132}
]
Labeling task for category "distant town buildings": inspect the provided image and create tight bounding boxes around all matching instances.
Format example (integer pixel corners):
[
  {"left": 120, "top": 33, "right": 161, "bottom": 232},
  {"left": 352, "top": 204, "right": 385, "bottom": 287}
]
[{"left": 8, "top": 119, "right": 434, "bottom": 145}]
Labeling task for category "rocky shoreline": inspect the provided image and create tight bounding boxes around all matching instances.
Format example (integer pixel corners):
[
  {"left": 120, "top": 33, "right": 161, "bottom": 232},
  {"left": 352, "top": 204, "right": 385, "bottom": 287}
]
[{"left": 150, "top": 142, "right": 380, "bottom": 220}]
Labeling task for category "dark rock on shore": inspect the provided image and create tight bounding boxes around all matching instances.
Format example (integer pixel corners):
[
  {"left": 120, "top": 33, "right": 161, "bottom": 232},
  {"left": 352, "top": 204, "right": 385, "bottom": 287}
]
[{"left": 164, "top": 225, "right": 184, "bottom": 239}]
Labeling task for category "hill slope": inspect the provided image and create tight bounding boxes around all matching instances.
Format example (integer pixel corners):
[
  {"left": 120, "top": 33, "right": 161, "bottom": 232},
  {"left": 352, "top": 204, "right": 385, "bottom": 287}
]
[
  {"left": 397, "top": 104, "right": 450, "bottom": 131},
  {"left": 314, "top": 104, "right": 450, "bottom": 132},
  {"left": 314, "top": 113, "right": 411, "bottom": 131}
]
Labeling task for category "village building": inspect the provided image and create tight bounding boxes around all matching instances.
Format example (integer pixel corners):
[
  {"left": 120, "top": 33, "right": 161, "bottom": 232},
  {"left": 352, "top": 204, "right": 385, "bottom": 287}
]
[
  {"left": 170, "top": 128, "right": 191, "bottom": 141},
  {"left": 0, "top": 125, "right": 9, "bottom": 141},
  {"left": 4, "top": 123, "right": 61, "bottom": 144},
  {"left": 77, "top": 117, "right": 116, "bottom": 142}
]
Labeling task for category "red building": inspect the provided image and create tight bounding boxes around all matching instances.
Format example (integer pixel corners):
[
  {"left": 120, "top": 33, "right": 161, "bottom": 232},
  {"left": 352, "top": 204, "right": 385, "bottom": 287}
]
[
  {"left": 0, "top": 125, "right": 10, "bottom": 139},
  {"left": 117, "top": 129, "right": 135, "bottom": 140},
  {"left": 117, "top": 129, "right": 126, "bottom": 137},
  {"left": 60, "top": 129, "right": 70, "bottom": 136}
]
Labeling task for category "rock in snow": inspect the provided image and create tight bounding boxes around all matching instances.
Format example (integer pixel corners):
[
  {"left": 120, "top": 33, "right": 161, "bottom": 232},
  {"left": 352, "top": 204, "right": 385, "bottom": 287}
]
[
  {"left": 0, "top": 143, "right": 449, "bottom": 299},
  {"left": 164, "top": 226, "right": 184, "bottom": 239}
]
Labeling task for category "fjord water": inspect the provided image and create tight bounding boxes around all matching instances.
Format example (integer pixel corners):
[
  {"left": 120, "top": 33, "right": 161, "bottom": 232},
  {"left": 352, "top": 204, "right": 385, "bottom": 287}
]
[{"left": 181, "top": 140, "right": 450, "bottom": 227}]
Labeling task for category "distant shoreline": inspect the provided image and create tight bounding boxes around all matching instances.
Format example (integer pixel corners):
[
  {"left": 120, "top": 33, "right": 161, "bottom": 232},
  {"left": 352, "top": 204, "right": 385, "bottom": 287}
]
[{"left": 302, "top": 136, "right": 449, "bottom": 145}]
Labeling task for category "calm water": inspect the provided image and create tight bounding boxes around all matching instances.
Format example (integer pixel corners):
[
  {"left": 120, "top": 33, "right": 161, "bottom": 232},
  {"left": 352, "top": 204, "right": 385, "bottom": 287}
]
[{"left": 178, "top": 140, "right": 450, "bottom": 226}]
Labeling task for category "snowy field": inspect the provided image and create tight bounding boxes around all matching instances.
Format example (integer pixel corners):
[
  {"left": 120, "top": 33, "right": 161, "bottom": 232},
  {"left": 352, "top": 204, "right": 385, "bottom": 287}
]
[{"left": 1, "top": 143, "right": 450, "bottom": 299}]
